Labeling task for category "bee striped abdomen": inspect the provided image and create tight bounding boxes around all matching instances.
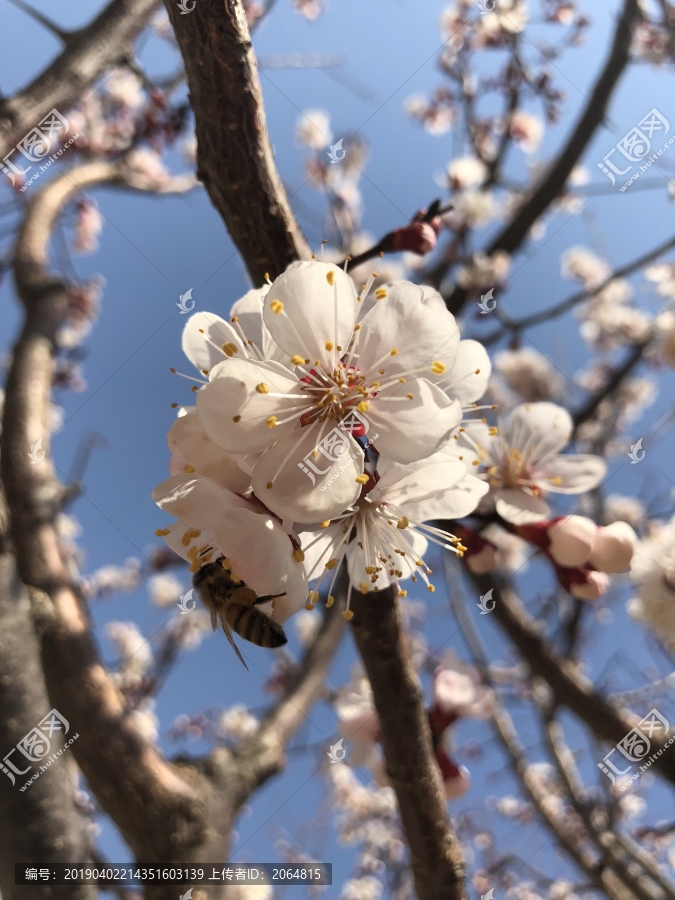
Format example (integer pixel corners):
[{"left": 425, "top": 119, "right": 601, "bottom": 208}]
[{"left": 228, "top": 604, "right": 287, "bottom": 648}]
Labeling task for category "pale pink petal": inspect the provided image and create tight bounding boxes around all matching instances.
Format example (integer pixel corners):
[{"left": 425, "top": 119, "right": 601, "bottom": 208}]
[
  {"left": 495, "top": 488, "right": 550, "bottom": 525},
  {"left": 534, "top": 454, "right": 607, "bottom": 494},
  {"left": 589, "top": 521, "right": 636, "bottom": 573},
  {"left": 547, "top": 515, "right": 596, "bottom": 567}
]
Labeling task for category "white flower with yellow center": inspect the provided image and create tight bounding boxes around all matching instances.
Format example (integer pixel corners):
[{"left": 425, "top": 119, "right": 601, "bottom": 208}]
[
  {"left": 299, "top": 453, "right": 489, "bottom": 616},
  {"left": 175, "top": 260, "right": 490, "bottom": 525},
  {"left": 456, "top": 401, "right": 607, "bottom": 525}
]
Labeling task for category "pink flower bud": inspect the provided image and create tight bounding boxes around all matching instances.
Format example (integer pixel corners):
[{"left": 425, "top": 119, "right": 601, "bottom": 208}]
[
  {"left": 569, "top": 569, "right": 609, "bottom": 601},
  {"left": 547, "top": 515, "right": 597, "bottom": 566},
  {"left": 589, "top": 521, "right": 637, "bottom": 573},
  {"left": 389, "top": 220, "right": 440, "bottom": 255}
]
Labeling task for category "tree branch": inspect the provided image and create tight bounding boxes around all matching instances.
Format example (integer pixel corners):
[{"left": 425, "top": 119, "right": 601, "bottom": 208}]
[
  {"left": 350, "top": 586, "right": 467, "bottom": 900},
  {"left": 442, "top": 0, "right": 641, "bottom": 314},
  {"left": 0, "top": 0, "right": 159, "bottom": 162},
  {"left": 162, "top": 0, "right": 310, "bottom": 284},
  {"left": 0, "top": 493, "right": 95, "bottom": 900},
  {"left": 465, "top": 571, "right": 675, "bottom": 786}
]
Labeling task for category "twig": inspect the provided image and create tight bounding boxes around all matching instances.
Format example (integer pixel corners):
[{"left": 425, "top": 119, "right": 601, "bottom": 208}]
[{"left": 442, "top": 0, "right": 641, "bottom": 315}]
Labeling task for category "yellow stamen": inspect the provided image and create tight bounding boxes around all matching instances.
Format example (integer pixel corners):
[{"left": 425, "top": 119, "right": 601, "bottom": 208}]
[
  {"left": 256, "top": 383, "right": 269, "bottom": 393},
  {"left": 293, "top": 549, "right": 305, "bottom": 562},
  {"left": 342, "top": 610, "right": 354, "bottom": 620},
  {"left": 155, "top": 528, "right": 170, "bottom": 537},
  {"left": 427, "top": 584, "right": 435, "bottom": 593},
  {"left": 375, "top": 288, "right": 387, "bottom": 299},
  {"left": 222, "top": 342, "right": 238, "bottom": 356},
  {"left": 390, "top": 348, "right": 398, "bottom": 356},
  {"left": 267, "top": 416, "right": 277, "bottom": 428},
  {"left": 398, "top": 589, "right": 407, "bottom": 597},
  {"left": 270, "top": 299, "right": 284, "bottom": 314},
  {"left": 233, "top": 415, "right": 241, "bottom": 422},
  {"left": 325, "top": 341, "right": 334, "bottom": 351},
  {"left": 326, "top": 270, "right": 335, "bottom": 285},
  {"left": 291, "top": 355, "right": 305, "bottom": 365},
  {"left": 266, "top": 482, "right": 273, "bottom": 489},
  {"left": 355, "top": 474, "right": 369, "bottom": 484},
  {"left": 326, "top": 595, "right": 335, "bottom": 608},
  {"left": 431, "top": 361, "right": 446, "bottom": 375},
  {"left": 397, "top": 516, "right": 409, "bottom": 529},
  {"left": 357, "top": 400, "right": 369, "bottom": 413},
  {"left": 184, "top": 465, "right": 195, "bottom": 473},
  {"left": 221, "top": 558, "right": 232, "bottom": 569},
  {"left": 326, "top": 558, "right": 338, "bottom": 569},
  {"left": 181, "top": 528, "right": 201, "bottom": 546},
  {"left": 320, "top": 520, "right": 331, "bottom": 528},
  {"left": 358, "top": 582, "right": 370, "bottom": 594}
]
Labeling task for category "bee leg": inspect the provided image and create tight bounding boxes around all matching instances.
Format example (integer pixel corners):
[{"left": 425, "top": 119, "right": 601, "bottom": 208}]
[
  {"left": 252, "top": 591, "right": 287, "bottom": 606},
  {"left": 222, "top": 625, "right": 249, "bottom": 671}
]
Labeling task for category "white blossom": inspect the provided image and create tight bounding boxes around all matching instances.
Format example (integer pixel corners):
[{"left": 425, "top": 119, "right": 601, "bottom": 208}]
[
  {"left": 630, "top": 515, "right": 675, "bottom": 648},
  {"left": 218, "top": 704, "right": 259, "bottom": 741},
  {"left": 460, "top": 402, "right": 606, "bottom": 524},
  {"left": 148, "top": 572, "right": 183, "bottom": 607},
  {"left": 561, "top": 247, "right": 610, "bottom": 289},
  {"left": 106, "top": 621, "right": 153, "bottom": 675},
  {"left": 509, "top": 110, "right": 543, "bottom": 152},
  {"left": 494, "top": 347, "right": 561, "bottom": 402},
  {"left": 186, "top": 262, "right": 490, "bottom": 524},
  {"left": 447, "top": 156, "right": 487, "bottom": 189},
  {"left": 296, "top": 109, "right": 332, "bottom": 150},
  {"left": 457, "top": 251, "right": 511, "bottom": 289},
  {"left": 603, "top": 494, "right": 646, "bottom": 528},
  {"left": 104, "top": 69, "right": 144, "bottom": 108}
]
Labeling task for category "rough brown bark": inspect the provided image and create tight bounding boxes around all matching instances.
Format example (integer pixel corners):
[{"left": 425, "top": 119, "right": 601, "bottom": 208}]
[
  {"left": 162, "top": 0, "right": 311, "bottom": 284},
  {"left": 0, "top": 0, "right": 159, "bottom": 161},
  {"left": 350, "top": 586, "right": 467, "bottom": 900}
]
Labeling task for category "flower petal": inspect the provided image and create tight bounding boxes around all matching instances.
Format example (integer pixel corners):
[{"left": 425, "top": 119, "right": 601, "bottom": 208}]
[
  {"left": 371, "top": 453, "right": 467, "bottom": 508},
  {"left": 400, "top": 474, "right": 490, "bottom": 522},
  {"left": 182, "top": 312, "right": 246, "bottom": 373},
  {"left": 263, "top": 261, "right": 357, "bottom": 369},
  {"left": 230, "top": 287, "right": 288, "bottom": 365},
  {"left": 152, "top": 474, "right": 251, "bottom": 529},
  {"left": 500, "top": 402, "right": 572, "bottom": 465},
  {"left": 197, "top": 358, "right": 304, "bottom": 454},
  {"left": 355, "top": 282, "right": 460, "bottom": 380},
  {"left": 534, "top": 454, "right": 607, "bottom": 494},
  {"left": 368, "top": 378, "right": 462, "bottom": 464},
  {"left": 251, "top": 420, "right": 364, "bottom": 524},
  {"left": 299, "top": 523, "right": 345, "bottom": 581},
  {"left": 210, "top": 514, "right": 308, "bottom": 623},
  {"left": 167, "top": 407, "right": 251, "bottom": 492},
  {"left": 495, "top": 487, "right": 550, "bottom": 525},
  {"left": 442, "top": 339, "right": 491, "bottom": 405}
]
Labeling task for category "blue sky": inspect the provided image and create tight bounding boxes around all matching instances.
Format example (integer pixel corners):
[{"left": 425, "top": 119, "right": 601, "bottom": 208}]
[{"left": 2, "top": 0, "right": 675, "bottom": 893}]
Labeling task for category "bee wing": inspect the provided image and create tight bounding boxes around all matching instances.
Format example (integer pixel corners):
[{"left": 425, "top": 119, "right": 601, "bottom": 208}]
[
  {"left": 210, "top": 606, "right": 219, "bottom": 631},
  {"left": 221, "top": 620, "right": 249, "bottom": 671}
]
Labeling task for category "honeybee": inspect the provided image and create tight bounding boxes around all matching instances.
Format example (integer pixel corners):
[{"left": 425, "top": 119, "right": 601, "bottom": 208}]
[{"left": 193, "top": 560, "right": 288, "bottom": 670}]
